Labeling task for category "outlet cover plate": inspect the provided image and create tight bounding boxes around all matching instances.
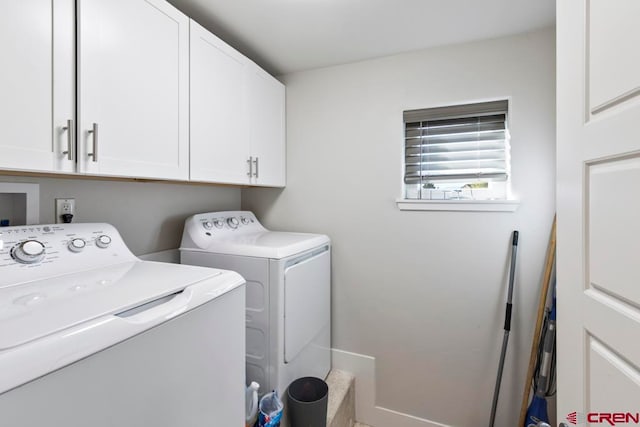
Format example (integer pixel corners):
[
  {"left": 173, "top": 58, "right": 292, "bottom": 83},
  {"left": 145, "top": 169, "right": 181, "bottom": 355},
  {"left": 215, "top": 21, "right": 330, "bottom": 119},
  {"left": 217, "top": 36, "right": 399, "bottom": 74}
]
[{"left": 55, "top": 198, "right": 76, "bottom": 224}]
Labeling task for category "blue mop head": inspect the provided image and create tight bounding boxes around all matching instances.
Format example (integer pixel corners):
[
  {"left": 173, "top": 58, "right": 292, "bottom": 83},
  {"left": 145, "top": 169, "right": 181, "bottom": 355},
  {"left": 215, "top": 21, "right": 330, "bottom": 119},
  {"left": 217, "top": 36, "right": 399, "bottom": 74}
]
[{"left": 524, "top": 395, "right": 549, "bottom": 427}]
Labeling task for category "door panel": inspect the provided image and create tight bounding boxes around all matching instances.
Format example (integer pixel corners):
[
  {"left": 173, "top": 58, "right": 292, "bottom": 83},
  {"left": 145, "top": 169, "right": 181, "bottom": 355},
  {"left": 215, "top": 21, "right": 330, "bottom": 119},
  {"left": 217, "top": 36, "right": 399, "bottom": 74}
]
[
  {"left": 53, "top": 0, "right": 76, "bottom": 173},
  {"left": 284, "top": 250, "right": 330, "bottom": 363},
  {"left": 79, "top": 0, "right": 189, "bottom": 180},
  {"left": 583, "top": 291, "right": 640, "bottom": 368},
  {"left": 588, "top": 338, "right": 640, "bottom": 418},
  {"left": 248, "top": 65, "right": 286, "bottom": 187},
  {"left": 589, "top": 0, "right": 640, "bottom": 113},
  {"left": 190, "top": 20, "right": 249, "bottom": 184},
  {"left": 557, "top": 0, "right": 640, "bottom": 422},
  {"left": 588, "top": 157, "right": 640, "bottom": 305},
  {"left": 0, "top": 0, "right": 74, "bottom": 173}
]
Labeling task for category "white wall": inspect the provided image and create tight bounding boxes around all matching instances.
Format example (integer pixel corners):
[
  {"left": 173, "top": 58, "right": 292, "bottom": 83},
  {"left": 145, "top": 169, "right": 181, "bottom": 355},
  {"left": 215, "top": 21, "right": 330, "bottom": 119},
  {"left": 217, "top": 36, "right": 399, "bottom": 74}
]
[
  {"left": 0, "top": 176, "right": 240, "bottom": 255},
  {"left": 242, "top": 28, "right": 556, "bottom": 426}
]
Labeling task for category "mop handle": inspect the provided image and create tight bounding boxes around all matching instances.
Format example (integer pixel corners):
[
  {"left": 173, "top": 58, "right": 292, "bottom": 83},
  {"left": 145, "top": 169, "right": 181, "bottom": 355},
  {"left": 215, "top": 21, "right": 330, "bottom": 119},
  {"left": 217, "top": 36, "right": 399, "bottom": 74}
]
[
  {"left": 489, "top": 230, "right": 519, "bottom": 427},
  {"left": 504, "top": 231, "right": 519, "bottom": 331}
]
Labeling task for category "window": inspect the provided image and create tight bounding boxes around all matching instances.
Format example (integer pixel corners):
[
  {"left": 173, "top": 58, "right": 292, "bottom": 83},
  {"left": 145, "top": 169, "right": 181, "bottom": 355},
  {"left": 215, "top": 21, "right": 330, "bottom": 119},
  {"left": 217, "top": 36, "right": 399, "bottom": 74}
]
[{"left": 403, "top": 100, "right": 511, "bottom": 202}]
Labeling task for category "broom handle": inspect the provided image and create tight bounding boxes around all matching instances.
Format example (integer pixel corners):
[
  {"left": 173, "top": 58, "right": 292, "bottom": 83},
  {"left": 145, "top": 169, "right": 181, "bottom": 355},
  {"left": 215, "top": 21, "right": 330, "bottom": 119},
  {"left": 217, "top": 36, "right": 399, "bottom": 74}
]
[{"left": 517, "top": 216, "right": 556, "bottom": 427}]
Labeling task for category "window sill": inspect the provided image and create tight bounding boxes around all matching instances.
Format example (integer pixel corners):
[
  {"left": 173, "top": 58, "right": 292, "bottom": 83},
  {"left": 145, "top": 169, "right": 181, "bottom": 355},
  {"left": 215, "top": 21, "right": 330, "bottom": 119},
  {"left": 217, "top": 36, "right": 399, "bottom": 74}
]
[{"left": 396, "top": 198, "right": 520, "bottom": 212}]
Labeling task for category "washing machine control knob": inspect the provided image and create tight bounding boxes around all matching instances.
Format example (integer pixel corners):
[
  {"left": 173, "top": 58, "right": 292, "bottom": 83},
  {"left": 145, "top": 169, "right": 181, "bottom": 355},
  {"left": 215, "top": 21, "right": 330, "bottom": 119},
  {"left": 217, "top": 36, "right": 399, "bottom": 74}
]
[
  {"left": 96, "top": 235, "right": 112, "bottom": 249},
  {"left": 213, "top": 219, "right": 224, "bottom": 229},
  {"left": 68, "top": 238, "right": 86, "bottom": 253},
  {"left": 12, "top": 240, "right": 46, "bottom": 264},
  {"left": 227, "top": 217, "right": 239, "bottom": 229},
  {"left": 202, "top": 221, "right": 213, "bottom": 230},
  {"left": 241, "top": 216, "right": 250, "bottom": 225}
]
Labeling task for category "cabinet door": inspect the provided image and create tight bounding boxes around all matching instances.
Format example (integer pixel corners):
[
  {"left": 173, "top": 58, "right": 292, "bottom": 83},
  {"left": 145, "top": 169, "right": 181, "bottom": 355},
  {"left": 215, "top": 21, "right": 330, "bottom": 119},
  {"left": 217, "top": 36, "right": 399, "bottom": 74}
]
[
  {"left": 78, "top": 0, "right": 189, "bottom": 180},
  {"left": 190, "top": 20, "right": 250, "bottom": 184},
  {"left": 0, "top": 0, "right": 75, "bottom": 173},
  {"left": 247, "top": 64, "right": 286, "bottom": 187}
]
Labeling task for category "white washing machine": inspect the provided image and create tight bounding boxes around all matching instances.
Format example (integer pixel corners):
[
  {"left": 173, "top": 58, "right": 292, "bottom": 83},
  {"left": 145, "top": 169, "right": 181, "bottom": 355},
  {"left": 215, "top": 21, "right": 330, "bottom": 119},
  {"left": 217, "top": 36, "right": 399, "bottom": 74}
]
[
  {"left": 0, "top": 223, "right": 246, "bottom": 427},
  {"left": 180, "top": 211, "right": 331, "bottom": 396}
]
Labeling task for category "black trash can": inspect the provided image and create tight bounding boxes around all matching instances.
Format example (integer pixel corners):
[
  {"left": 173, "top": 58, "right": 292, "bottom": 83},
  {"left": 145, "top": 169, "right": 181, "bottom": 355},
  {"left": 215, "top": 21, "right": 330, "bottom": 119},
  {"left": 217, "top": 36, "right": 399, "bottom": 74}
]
[{"left": 287, "top": 377, "right": 329, "bottom": 427}]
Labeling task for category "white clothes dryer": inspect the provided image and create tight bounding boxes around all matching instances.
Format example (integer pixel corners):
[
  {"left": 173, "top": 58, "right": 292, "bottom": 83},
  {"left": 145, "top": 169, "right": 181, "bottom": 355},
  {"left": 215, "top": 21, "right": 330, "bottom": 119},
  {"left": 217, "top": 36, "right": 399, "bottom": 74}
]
[
  {"left": 0, "top": 223, "right": 245, "bottom": 427},
  {"left": 180, "top": 211, "right": 331, "bottom": 396}
]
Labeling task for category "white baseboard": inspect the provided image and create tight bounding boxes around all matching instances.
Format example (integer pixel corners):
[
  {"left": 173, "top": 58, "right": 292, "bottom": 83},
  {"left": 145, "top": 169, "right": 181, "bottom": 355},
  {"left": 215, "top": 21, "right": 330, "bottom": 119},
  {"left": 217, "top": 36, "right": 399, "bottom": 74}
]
[{"left": 331, "top": 349, "right": 452, "bottom": 427}]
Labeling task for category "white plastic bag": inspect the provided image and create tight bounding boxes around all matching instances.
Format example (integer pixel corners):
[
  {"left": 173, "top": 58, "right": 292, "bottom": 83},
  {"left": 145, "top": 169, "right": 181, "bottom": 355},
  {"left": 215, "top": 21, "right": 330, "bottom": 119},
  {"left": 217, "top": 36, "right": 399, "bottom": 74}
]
[{"left": 257, "top": 390, "right": 283, "bottom": 427}]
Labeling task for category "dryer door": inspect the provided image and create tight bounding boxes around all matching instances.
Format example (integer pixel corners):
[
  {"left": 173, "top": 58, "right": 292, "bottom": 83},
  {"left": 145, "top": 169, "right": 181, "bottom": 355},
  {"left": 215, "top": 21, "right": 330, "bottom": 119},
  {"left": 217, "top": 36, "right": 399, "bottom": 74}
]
[{"left": 283, "top": 248, "right": 330, "bottom": 363}]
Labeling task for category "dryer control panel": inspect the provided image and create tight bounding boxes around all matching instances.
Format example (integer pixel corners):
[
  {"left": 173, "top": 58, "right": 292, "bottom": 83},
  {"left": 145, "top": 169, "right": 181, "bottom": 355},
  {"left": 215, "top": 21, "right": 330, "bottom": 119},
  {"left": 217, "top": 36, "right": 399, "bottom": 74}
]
[
  {"left": 181, "top": 211, "right": 268, "bottom": 250},
  {"left": 0, "top": 223, "right": 135, "bottom": 288},
  {"left": 196, "top": 211, "right": 260, "bottom": 232}
]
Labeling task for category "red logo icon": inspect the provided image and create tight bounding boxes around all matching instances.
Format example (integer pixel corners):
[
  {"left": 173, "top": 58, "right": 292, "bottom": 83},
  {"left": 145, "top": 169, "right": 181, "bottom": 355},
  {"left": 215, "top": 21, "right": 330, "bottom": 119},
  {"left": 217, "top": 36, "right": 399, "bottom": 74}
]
[
  {"left": 567, "top": 412, "right": 579, "bottom": 424},
  {"left": 567, "top": 412, "right": 585, "bottom": 425}
]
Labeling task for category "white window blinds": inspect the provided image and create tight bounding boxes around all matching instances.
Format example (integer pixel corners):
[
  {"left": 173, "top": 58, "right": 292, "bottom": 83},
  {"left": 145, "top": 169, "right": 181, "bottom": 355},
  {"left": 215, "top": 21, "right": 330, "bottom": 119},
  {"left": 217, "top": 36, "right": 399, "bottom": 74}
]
[{"left": 403, "top": 100, "right": 510, "bottom": 185}]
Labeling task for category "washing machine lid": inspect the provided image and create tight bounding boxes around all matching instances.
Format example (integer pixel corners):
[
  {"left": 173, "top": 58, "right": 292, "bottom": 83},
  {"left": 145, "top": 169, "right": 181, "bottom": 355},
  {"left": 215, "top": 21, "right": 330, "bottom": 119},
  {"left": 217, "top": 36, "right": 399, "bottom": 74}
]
[
  {"left": 0, "top": 260, "right": 245, "bottom": 394},
  {"left": 185, "top": 231, "right": 330, "bottom": 259},
  {"left": 0, "top": 260, "right": 239, "bottom": 351}
]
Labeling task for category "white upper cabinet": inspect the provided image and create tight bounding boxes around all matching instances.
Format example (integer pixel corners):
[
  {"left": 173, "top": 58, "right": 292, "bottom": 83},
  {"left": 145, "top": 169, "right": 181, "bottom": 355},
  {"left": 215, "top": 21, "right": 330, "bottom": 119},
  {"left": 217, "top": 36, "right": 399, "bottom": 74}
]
[
  {"left": 190, "top": 22, "right": 286, "bottom": 187},
  {"left": 1, "top": 1, "right": 284, "bottom": 186},
  {"left": 0, "top": 0, "right": 75, "bottom": 173},
  {"left": 190, "top": 20, "right": 285, "bottom": 187},
  {"left": 190, "top": 20, "right": 250, "bottom": 184},
  {"left": 78, "top": 0, "right": 189, "bottom": 180},
  {"left": 247, "top": 64, "right": 286, "bottom": 187}
]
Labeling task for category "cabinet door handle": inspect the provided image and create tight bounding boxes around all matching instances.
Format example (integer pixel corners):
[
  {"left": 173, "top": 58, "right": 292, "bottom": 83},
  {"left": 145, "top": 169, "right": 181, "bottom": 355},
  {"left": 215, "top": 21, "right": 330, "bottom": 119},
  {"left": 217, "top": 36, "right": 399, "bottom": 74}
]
[
  {"left": 87, "top": 123, "right": 98, "bottom": 162},
  {"left": 254, "top": 157, "right": 259, "bottom": 178},
  {"left": 247, "top": 156, "right": 253, "bottom": 177},
  {"left": 62, "top": 119, "right": 74, "bottom": 161}
]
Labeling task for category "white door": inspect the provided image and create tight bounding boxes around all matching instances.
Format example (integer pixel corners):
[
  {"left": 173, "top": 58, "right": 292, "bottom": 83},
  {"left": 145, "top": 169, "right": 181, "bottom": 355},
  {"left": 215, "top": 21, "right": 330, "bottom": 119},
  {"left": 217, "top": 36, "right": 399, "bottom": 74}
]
[
  {"left": 557, "top": 1, "right": 640, "bottom": 425},
  {"left": 78, "top": 0, "right": 189, "bottom": 180},
  {"left": 247, "top": 64, "right": 286, "bottom": 187},
  {"left": 0, "top": 0, "right": 75, "bottom": 173},
  {"left": 189, "top": 20, "right": 250, "bottom": 184}
]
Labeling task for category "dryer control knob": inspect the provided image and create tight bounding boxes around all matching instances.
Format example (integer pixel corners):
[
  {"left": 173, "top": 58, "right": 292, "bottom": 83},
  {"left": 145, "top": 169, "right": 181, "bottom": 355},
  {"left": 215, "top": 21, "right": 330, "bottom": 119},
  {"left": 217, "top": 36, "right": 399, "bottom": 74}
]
[
  {"left": 12, "top": 240, "right": 46, "bottom": 264},
  {"left": 96, "top": 235, "right": 112, "bottom": 249},
  {"left": 68, "top": 238, "right": 86, "bottom": 253},
  {"left": 227, "top": 217, "right": 239, "bottom": 229}
]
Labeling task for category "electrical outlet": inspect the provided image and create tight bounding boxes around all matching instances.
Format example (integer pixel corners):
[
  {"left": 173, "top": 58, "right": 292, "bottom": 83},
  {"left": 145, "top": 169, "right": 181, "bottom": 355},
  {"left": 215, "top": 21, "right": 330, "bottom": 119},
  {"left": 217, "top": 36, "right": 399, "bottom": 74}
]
[{"left": 55, "top": 198, "right": 76, "bottom": 224}]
